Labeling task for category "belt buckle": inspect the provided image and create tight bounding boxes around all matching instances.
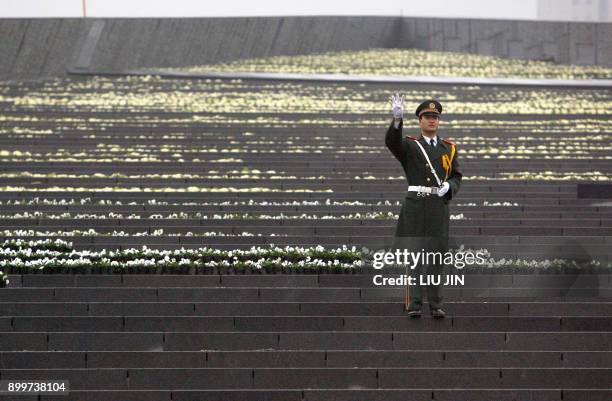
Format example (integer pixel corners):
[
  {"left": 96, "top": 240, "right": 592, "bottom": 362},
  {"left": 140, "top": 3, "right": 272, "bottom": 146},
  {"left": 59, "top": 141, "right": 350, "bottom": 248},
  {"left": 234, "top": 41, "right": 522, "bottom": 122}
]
[{"left": 417, "top": 188, "right": 429, "bottom": 197}]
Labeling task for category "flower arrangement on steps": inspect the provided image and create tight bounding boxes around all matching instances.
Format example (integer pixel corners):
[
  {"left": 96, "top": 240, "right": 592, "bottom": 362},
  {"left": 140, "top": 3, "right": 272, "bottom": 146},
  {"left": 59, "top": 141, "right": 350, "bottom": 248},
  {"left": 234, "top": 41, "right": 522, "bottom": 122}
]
[
  {"left": 0, "top": 239, "right": 363, "bottom": 275},
  {"left": 0, "top": 239, "right": 609, "bottom": 278}
]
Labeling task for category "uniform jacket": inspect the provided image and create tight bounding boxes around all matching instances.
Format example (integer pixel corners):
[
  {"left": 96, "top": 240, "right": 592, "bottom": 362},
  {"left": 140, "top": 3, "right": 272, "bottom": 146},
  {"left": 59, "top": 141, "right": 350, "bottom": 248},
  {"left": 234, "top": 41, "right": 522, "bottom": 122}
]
[{"left": 385, "top": 118, "right": 463, "bottom": 239}]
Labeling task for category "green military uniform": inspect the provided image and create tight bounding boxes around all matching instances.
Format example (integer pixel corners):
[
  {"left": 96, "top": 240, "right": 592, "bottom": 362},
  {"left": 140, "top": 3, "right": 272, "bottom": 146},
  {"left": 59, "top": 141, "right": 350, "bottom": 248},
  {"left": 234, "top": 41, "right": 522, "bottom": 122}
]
[{"left": 385, "top": 100, "right": 462, "bottom": 313}]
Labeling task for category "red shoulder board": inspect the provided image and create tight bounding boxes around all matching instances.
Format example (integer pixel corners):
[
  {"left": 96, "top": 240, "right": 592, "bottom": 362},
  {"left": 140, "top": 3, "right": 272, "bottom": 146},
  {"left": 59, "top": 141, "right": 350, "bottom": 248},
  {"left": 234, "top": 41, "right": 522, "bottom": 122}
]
[
  {"left": 441, "top": 138, "right": 455, "bottom": 146},
  {"left": 405, "top": 136, "right": 417, "bottom": 141}
]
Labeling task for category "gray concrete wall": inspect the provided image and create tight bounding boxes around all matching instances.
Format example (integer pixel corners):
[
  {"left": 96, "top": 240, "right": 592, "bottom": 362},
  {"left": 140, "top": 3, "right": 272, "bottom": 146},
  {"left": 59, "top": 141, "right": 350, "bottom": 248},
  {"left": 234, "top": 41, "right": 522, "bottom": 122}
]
[
  {"left": 0, "top": 19, "right": 91, "bottom": 80},
  {"left": 0, "top": 16, "right": 610, "bottom": 81}
]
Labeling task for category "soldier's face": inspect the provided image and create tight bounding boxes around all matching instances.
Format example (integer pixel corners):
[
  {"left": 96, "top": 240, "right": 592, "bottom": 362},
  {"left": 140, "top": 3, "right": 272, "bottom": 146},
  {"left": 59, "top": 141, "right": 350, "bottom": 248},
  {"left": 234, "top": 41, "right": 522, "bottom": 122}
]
[{"left": 419, "top": 114, "right": 439, "bottom": 134}]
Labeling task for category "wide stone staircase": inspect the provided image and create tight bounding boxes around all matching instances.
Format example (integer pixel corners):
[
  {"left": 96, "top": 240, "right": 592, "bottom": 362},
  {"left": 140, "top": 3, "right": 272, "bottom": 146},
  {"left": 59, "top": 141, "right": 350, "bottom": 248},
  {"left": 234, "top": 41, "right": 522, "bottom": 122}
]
[
  {"left": 0, "top": 273, "right": 611, "bottom": 401},
  {"left": 0, "top": 76, "right": 611, "bottom": 399}
]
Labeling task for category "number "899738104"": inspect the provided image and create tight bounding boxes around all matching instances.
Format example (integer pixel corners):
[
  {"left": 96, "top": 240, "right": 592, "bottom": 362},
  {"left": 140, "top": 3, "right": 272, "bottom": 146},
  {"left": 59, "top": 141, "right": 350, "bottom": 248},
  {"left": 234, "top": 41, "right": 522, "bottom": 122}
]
[{"left": 1, "top": 380, "right": 69, "bottom": 394}]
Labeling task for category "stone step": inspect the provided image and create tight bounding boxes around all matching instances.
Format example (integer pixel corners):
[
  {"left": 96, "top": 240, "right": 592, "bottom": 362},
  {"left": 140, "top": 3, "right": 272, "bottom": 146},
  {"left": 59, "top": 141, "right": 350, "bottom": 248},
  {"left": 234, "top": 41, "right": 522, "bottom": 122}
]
[
  {"left": 0, "top": 180, "right": 582, "bottom": 190},
  {"left": 0, "top": 193, "right": 605, "bottom": 204},
  {"left": 2, "top": 220, "right": 611, "bottom": 230},
  {"left": 2, "top": 315, "right": 611, "bottom": 332},
  {"left": 5, "top": 234, "right": 609, "bottom": 246},
  {"left": 0, "top": 331, "right": 610, "bottom": 351},
  {"left": 10, "top": 274, "right": 612, "bottom": 288},
  {"left": 3, "top": 218, "right": 612, "bottom": 228},
  {"left": 1, "top": 287, "right": 612, "bottom": 302},
  {"left": 2, "top": 301, "right": 612, "bottom": 317},
  {"left": 2, "top": 388, "right": 610, "bottom": 401},
  {"left": 5, "top": 209, "right": 605, "bottom": 218},
  {"left": 2, "top": 350, "right": 611, "bottom": 369},
  {"left": 0, "top": 180, "right": 587, "bottom": 195},
  {"left": 0, "top": 367, "right": 610, "bottom": 389},
  {"left": 4, "top": 208, "right": 612, "bottom": 220}
]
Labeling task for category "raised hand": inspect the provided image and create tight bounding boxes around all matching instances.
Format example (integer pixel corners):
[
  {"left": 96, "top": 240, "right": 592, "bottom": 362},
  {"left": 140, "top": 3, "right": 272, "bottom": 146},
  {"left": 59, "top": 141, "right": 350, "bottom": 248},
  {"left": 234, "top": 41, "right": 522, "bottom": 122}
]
[{"left": 390, "top": 93, "right": 404, "bottom": 119}]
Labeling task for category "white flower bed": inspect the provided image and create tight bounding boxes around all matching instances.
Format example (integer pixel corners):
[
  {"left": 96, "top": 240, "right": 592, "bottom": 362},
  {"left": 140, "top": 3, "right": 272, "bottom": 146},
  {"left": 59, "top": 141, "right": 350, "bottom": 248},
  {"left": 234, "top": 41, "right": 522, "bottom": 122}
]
[
  {"left": 1, "top": 240, "right": 603, "bottom": 282},
  {"left": 0, "top": 239, "right": 364, "bottom": 274}
]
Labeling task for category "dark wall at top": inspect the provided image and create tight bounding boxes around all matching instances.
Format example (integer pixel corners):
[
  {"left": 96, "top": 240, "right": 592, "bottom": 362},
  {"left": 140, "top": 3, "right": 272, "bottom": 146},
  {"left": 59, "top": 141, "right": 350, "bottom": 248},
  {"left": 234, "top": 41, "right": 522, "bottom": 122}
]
[
  {"left": 0, "top": 16, "right": 610, "bottom": 81},
  {"left": 0, "top": 19, "right": 89, "bottom": 80}
]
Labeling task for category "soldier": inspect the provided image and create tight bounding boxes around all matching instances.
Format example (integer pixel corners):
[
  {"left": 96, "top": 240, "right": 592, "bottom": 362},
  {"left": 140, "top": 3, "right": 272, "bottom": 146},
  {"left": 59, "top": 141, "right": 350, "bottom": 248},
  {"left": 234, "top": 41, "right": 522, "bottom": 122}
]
[{"left": 385, "top": 94, "right": 462, "bottom": 318}]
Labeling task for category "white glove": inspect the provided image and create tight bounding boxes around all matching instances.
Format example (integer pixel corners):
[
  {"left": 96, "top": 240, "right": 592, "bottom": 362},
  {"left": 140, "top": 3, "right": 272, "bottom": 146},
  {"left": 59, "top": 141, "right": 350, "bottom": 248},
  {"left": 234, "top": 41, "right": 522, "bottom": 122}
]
[
  {"left": 437, "top": 182, "right": 450, "bottom": 197},
  {"left": 390, "top": 93, "right": 404, "bottom": 120}
]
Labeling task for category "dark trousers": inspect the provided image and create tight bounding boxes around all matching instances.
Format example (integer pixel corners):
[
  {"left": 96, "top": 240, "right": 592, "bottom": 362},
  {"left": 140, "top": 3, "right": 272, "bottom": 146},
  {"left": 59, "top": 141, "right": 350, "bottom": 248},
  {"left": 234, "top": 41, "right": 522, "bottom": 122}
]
[
  {"left": 407, "top": 260, "right": 444, "bottom": 311},
  {"left": 395, "top": 235, "right": 447, "bottom": 311}
]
